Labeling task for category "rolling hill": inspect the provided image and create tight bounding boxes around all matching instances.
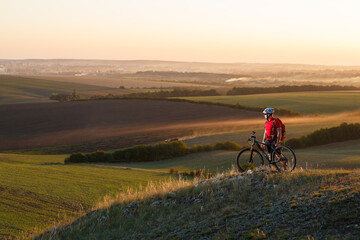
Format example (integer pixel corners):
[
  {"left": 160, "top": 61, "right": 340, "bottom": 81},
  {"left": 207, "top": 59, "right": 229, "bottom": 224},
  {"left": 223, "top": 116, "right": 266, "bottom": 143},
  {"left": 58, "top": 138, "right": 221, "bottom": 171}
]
[
  {"left": 180, "top": 92, "right": 360, "bottom": 115},
  {"left": 0, "top": 75, "right": 110, "bottom": 104},
  {"left": 35, "top": 168, "right": 360, "bottom": 239}
]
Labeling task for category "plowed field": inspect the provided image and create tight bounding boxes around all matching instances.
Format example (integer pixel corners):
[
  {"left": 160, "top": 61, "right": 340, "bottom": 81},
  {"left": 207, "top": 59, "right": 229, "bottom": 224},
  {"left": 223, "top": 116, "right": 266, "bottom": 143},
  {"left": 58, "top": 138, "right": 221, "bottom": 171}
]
[{"left": 0, "top": 99, "right": 260, "bottom": 151}]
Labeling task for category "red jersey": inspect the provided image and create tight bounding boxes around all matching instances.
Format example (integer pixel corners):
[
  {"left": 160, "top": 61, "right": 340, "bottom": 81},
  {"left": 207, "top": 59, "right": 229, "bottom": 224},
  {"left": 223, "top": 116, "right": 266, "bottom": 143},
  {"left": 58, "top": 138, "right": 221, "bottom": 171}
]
[{"left": 265, "top": 117, "right": 282, "bottom": 140}]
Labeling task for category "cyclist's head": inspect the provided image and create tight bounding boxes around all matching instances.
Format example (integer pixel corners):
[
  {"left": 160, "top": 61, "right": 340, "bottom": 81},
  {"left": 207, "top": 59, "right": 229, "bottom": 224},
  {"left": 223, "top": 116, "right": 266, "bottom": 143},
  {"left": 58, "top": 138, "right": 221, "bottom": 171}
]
[{"left": 263, "top": 108, "right": 274, "bottom": 120}]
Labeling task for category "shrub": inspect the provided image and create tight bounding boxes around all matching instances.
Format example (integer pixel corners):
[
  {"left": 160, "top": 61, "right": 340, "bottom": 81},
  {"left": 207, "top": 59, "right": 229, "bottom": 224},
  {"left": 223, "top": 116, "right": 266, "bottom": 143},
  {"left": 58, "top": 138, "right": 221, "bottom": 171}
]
[
  {"left": 227, "top": 85, "right": 358, "bottom": 96},
  {"left": 112, "top": 141, "right": 189, "bottom": 163},
  {"left": 190, "top": 143, "right": 214, "bottom": 152},
  {"left": 64, "top": 157, "right": 71, "bottom": 164},
  {"left": 49, "top": 92, "right": 81, "bottom": 102},
  {"left": 85, "top": 153, "right": 93, "bottom": 162},
  {"left": 203, "top": 144, "right": 214, "bottom": 152},
  {"left": 65, "top": 140, "right": 245, "bottom": 164},
  {"left": 124, "top": 88, "right": 221, "bottom": 98},
  {"left": 66, "top": 152, "right": 87, "bottom": 163},
  {"left": 105, "top": 153, "right": 114, "bottom": 162},
  {"left": 286, "top": 122, "right": 360, "bottom": 149},
  {"left": 90, "top": 150, "right": 107, "bottom": 162},
  {"left": 214, "top": 141, "right": 241, "bottom": 151}
]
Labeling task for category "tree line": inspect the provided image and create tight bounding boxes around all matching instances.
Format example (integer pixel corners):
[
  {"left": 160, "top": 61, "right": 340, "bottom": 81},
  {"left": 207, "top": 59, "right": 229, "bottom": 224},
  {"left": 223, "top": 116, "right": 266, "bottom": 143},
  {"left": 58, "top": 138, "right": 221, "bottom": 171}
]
[
  {"left": 227, "top": 85, "right": 359, "bottom": 95},
  {"left": 286, "top": 122, "right": 360, "bottom": 149},
  {"left": 65, "top": 140, "right": 242, "bottom": 164},
  {"left": 123, "top": 88, "right": 220, "bottom": 98}
]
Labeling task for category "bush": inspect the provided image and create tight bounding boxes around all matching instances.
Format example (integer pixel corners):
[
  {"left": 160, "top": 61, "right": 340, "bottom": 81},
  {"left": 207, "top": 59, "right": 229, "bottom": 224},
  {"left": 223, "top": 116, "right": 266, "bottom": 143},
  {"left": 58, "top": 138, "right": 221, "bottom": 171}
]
[
  {"left": 64, "top": 157, "right": 71, "bottom": 164},
  {"left": 105, "top": 153, "right": 114, "bottom": 162},
  {"left": 286, "top": 122, "right": 360, "bottom": 149},
  {"left": 90, "top": 150, "right": 107, "bottom": 162},
  {"left": 203, "top": 144, "right": 214, "bottom": 152},
  {"left": 227, "top": 85, "right": 358, "bottom": 96},
  {"left": 214, "top": 141, "right": 241, "bottom": 151},
  {"left": 65, "top": 140, "right": 245, "bottom": 164},
  {"left": 50, "top": 92, "right": 81, "bottom": 102},
  {"left": 124, "top": 88, "right": 221, "bottom": 98},
  {"left": 66, "top": 152, "right": 87, "bottom": 163},
  {"left": 113, "top": 141, "right": 189, "bottom": 163}
]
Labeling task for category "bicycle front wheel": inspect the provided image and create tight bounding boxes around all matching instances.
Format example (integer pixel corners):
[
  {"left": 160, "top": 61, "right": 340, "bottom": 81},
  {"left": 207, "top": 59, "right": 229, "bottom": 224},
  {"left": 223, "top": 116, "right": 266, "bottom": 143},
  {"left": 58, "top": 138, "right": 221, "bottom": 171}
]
[
  {"left": 272, "top": 145, "right": 296, "bottom": 172},
  {"left": 236, "top": 148, "right": 264, "bottom": 172}
]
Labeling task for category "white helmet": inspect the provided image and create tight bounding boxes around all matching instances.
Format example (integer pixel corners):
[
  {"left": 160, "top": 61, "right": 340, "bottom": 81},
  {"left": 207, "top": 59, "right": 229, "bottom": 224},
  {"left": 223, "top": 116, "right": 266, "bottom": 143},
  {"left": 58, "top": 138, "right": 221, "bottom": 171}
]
[{"left": 262, "top": 108, "right": 274, "bottom": 114}]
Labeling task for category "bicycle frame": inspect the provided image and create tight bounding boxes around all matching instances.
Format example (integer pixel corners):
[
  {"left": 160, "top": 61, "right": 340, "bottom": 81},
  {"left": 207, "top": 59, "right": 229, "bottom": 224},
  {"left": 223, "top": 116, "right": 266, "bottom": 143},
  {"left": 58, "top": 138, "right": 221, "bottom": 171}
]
[
  {"left": 238, "top": 131, "right": 296, "bottom": 172},
  {"left": 248, "top": 131, "right": 277, "bottom": 164}
]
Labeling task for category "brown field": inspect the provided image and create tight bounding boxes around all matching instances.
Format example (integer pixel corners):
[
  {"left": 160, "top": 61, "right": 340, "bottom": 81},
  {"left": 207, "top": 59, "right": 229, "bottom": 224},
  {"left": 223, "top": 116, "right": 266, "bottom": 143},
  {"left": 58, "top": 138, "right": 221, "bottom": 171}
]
[
  {"left": 24, "top": 74, "right": 219, "bottom": 89},
  {"left": 0, "top": 99, "right": 260, "bottom": 151}
]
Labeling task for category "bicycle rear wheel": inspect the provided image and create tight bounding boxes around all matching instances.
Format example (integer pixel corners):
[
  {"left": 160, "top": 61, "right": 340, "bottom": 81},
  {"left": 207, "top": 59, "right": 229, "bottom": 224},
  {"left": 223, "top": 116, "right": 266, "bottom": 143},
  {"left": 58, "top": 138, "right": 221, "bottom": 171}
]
[
  {"left": 236, "top": 148, "right": 264, "bottom": 172},
  {"left": 272, "top": 145, "right": 296, "bottom": 172}
]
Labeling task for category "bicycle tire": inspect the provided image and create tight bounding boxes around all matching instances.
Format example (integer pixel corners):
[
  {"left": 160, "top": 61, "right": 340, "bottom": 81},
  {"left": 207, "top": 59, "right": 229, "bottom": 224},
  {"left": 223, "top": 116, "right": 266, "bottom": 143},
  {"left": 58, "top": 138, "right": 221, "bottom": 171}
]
[
  {"left": 236, "top": 148, "right": 264, "bottom": 172},
  {"left": 271, "top": 145, "right": 296, "bottom": 172}
]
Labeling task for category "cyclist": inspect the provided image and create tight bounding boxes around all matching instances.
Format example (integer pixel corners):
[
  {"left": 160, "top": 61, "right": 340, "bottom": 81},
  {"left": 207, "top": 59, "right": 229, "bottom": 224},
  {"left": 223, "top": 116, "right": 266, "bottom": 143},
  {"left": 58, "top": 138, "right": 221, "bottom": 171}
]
[
  {"left": 262, "top": 107, "right": 282, "bottom": 150},
  {"left": 261, "top": 108, "right": 287, "bottom": 169}
]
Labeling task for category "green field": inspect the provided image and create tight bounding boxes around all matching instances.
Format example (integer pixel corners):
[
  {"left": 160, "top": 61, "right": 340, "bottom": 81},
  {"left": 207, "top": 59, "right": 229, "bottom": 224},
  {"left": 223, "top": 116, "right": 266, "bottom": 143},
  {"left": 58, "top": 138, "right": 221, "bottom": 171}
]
[
  {"left": 1, "top": 150, "right": 238, "bottom": 238},
  {"left": 180, "top": 92, "right": 360, "bottom": 115},
  {"left": 2, "top": 88, "right": 360, "bottom": 238},
  {"left": 0, "top": 75, "right": 110, "bottom": 104},
  {"left": 0, "top": 153, "right": 173, "bottom": 238},
  {"left": 2, "top": 137, "right": 360, "bottom": 238}
]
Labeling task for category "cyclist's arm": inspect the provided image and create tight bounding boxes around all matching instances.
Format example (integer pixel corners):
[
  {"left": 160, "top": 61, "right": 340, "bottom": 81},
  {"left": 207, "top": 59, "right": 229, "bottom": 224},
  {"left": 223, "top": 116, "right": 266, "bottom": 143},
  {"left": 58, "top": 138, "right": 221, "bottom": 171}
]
[
  {"left": 263, "top": 129, "right": 266, "bottom": 143},
  {"left": 276, "top": 127, "right": 282, "bottom": 144}
]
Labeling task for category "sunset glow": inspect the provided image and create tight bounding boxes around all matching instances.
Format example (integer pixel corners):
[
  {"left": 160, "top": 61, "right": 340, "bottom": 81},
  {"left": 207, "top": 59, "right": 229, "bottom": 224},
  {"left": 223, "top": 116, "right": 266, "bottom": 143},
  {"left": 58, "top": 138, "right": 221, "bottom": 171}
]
[{"left": 1, "top": 0, "right": 360, "bottom": 65}]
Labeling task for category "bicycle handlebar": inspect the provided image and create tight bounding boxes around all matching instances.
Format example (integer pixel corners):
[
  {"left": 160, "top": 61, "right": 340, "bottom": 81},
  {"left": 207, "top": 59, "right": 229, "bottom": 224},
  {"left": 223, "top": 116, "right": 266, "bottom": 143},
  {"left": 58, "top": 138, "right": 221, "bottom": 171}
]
[{"left": 248, "top": 131, "right": 265, "bottom": 145}]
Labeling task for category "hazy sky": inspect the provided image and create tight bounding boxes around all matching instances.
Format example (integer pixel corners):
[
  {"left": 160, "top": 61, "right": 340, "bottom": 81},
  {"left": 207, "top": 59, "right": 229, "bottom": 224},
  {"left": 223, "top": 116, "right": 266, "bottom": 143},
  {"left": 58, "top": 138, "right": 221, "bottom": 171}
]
[{"left": 1, "top": 0, "right": 360, "bottom": 65}]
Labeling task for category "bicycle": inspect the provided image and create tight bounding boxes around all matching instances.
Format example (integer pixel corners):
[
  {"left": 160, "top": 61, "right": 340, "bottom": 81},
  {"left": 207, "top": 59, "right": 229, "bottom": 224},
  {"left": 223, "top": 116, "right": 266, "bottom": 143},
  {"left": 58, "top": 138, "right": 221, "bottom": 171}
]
[{"left": 236, "top": 131, "right": 296, "bottom": 172}]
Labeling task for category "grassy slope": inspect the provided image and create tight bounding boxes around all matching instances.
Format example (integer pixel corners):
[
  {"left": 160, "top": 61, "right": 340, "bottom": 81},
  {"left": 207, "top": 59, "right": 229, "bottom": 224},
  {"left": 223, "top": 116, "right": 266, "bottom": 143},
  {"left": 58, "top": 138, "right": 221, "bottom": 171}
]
[
  {"left": 180, "top": 92, "right": 360, "bottom": 114},
  {"left": 2, "top": 139, "right": 360, "bottom": 238},
  {"left": 0, "top": 153, "right": 172, "bottom": 238},
  {"left": 295, "top": 139, "right": 360, "bottom": 169},
  {"left": 0, "top": 75, "right": 110, "bottom": 104},
  {"left": 36, "top": 169, "right": 360, "bottom": 239}
]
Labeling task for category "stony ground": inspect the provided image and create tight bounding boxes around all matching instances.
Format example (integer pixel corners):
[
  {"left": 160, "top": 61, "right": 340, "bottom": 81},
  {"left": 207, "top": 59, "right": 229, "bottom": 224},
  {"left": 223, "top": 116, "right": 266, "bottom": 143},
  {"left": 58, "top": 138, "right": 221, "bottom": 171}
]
[{"left": 36, "top": 169, "right": 360, "bottom": 240}]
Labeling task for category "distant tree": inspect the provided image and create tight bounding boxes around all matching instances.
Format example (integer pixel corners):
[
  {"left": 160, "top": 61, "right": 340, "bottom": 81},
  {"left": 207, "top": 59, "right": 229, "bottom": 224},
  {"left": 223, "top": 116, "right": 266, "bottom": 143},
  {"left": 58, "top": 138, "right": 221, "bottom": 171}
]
[
  {"left": 123, "top": 88, "right": 221, "bottom": 98},
  {"left": 286, "top": 122, "right": 360, "bottom": 149},
  {"left": 227, "top": 85, "right": 359, "bottom": 95},
  {"left": 49, "top": 91, "right": 81, "bottom": 102}
]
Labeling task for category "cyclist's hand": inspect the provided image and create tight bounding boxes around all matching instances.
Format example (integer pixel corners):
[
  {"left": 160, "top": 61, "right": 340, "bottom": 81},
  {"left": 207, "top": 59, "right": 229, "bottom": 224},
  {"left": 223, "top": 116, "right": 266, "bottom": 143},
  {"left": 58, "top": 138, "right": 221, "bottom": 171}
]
[{"left": 275, "top": 142, "right": 280, "bottom": 147}]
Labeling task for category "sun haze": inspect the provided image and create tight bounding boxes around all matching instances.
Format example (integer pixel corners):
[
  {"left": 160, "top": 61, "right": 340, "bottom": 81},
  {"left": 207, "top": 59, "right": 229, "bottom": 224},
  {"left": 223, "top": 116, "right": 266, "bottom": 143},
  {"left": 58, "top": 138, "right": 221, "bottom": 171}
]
[{"left": 1, "top": 0, "right": 360, "bottom": 65}]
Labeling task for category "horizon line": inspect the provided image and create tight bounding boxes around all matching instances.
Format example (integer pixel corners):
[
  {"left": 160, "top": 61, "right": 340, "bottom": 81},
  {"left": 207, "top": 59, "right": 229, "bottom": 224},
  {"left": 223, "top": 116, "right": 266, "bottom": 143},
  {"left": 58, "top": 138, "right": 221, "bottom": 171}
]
[{"left": 1, "top": 58, "right": 360, "bottom": 68}]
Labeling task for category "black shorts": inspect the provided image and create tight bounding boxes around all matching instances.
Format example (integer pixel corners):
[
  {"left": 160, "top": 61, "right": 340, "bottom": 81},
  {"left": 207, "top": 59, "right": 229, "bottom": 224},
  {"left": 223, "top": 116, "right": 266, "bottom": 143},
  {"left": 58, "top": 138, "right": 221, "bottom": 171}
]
[{"left": 265, "top": 140, "right": 276, "bottom": 153}]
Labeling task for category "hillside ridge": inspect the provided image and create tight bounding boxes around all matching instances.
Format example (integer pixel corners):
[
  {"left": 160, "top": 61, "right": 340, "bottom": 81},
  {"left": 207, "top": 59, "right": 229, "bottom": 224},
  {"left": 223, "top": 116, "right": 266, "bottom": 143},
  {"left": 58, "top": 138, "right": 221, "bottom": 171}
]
[{"left": 36, "top": 168, "right": 360, "bottom": 239}]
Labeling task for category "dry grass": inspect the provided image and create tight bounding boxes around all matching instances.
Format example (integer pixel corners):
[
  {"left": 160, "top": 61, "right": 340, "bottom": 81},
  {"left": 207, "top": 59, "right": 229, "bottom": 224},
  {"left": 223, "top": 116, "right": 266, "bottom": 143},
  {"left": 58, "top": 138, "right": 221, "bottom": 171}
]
[
  {"left": 34, "top": 168, "right": 360, "bottom": 239},
  {"left": 95, "top": 176, "right": 195, "bottom": 210}
]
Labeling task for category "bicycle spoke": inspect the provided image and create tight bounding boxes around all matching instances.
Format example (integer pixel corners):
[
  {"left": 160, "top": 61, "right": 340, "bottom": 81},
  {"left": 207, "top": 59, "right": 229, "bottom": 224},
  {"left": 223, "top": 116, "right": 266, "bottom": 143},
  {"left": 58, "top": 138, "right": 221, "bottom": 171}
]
[{"left": 236, "top": 148, "right": 264, "bottom": 172}]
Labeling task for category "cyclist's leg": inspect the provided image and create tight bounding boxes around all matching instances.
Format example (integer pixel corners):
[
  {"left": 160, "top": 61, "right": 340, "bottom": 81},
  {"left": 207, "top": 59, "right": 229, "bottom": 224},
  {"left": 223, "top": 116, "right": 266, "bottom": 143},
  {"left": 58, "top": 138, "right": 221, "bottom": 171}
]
[
  {"left": 266, "top": 140, "right": 277, "bottom": 170},
  {"left": 280, "top": 139, "right": 288, "bottom": 169},
  {"left": 265, "top": 140, "right": 274, "bottom": 155},
  {"left": 273, "top": 141, "right": 288, "bottom": 170}
]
